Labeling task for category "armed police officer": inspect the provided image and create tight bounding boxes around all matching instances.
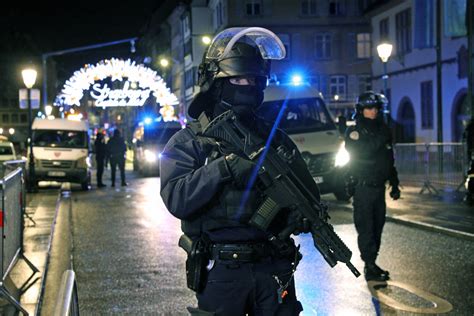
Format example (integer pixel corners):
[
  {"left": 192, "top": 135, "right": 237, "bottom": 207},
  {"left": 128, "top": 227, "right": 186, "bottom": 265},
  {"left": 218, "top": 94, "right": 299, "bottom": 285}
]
[
  {"left": 159, "top": 27, "right": 327, "bottom": 315},
  {"left": 344, "top": 91, "right": 401, "bottom": 282}
]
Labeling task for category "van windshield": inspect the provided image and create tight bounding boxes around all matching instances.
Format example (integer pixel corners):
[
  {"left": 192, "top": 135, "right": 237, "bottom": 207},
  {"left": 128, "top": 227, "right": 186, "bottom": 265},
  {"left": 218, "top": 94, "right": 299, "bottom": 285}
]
[
  {"left": 33, "top": 130, "right": 88, "bottom": 149},
  {"left": 0, "top": 147, "right": 13, "bottom": 155},
  {"left": 258, "top": 97, "right": 336, "bottom": 134}
]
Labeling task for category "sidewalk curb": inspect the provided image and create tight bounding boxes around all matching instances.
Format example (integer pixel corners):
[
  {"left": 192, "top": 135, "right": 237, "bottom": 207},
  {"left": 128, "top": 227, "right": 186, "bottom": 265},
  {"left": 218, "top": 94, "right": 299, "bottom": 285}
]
[{"left": 385, "top": 215, "right": 474, "bottom": 241}]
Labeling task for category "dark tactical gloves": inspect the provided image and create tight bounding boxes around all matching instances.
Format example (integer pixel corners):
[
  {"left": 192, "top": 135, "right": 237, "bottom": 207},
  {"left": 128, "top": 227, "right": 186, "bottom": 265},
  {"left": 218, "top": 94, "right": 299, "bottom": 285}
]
[
  {"left": 389, "top": 186, "right": 401, "bottom": 200},
  {"left": 287, "top": 211, "right": 311, "bottom": 235},
  {"left": 225, "top": 153, "right": 257, "bottom": 188}
]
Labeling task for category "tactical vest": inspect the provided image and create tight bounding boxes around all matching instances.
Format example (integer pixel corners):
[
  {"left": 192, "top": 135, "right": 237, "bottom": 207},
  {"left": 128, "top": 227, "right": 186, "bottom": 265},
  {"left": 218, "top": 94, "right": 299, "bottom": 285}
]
[{"left": 180, "top": 120, "right": 263, "bottom": 237}]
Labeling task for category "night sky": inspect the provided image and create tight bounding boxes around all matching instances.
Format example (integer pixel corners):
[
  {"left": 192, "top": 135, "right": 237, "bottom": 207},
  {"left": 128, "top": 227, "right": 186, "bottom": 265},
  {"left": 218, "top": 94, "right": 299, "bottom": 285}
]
[
  {"left": 2, "top": 2, "right": 163, "bottom": 55},
  {"left": 1, "top": 1, "right": 166, "bottom": 93}
]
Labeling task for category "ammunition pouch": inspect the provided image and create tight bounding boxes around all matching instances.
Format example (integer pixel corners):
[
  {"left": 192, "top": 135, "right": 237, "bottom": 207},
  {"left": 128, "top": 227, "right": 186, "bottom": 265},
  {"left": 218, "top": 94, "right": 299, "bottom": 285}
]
[{"left": 179, "top": 234, "right": 210, "bottom": 293}]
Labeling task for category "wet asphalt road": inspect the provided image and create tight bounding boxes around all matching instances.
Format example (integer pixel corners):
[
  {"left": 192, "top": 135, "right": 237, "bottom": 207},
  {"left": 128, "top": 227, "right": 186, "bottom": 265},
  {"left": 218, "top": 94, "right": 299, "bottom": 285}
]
[{"left": 71, "top": 175, "right": 474, "bottom": 315}]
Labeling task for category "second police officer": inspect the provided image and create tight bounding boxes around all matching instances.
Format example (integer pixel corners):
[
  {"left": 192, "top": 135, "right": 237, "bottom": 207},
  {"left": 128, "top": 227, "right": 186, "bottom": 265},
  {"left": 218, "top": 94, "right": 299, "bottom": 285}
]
[
  {"left": 344, "top": 91, "right": 401, "bottom": 282},
  {"left": 160, "top": 27, "right": 324, "bottom": 315}
]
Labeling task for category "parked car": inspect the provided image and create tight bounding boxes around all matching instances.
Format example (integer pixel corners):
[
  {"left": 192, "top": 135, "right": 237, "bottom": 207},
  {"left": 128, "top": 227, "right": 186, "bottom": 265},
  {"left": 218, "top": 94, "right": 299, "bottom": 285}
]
[{"left": 0, "top": 136, "right": 17, "bottom": 162}]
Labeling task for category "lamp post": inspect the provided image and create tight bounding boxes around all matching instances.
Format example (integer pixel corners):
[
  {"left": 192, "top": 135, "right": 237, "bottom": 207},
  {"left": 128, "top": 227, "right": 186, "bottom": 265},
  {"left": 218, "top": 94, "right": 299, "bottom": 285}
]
[
  {"left": 377, "top": 43, "right": 393, "bottom": 124},
  {"left": 22, "top": 68, "right": 37, "bottom": 192}
]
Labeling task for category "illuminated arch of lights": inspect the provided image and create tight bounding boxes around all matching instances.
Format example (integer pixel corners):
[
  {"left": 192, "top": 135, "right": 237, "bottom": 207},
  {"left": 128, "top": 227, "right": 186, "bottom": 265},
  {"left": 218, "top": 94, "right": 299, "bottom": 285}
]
[{"left": 55, "top": 58, "right": 178, "bottom": 109}]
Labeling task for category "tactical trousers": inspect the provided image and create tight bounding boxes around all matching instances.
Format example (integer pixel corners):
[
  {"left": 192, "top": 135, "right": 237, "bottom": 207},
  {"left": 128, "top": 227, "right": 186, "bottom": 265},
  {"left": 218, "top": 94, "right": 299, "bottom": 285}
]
[
  {"left": 110, "top": 156, "right": 125, "bottom": 184},
  {"left": 194, "top": 257, "right": 303, "bottom": 316},
  {"left": 96, "top": 158, "right": 105, "bottom": 184},
  {"left": 353, "top": 185, "right": 386, "bottom": 264}
]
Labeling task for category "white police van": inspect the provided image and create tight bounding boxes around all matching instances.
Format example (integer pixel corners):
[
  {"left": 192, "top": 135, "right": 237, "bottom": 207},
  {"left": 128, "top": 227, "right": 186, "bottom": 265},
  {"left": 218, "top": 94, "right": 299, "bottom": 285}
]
[
  {"left": 28, "top": 118, "right": 91, "bottom": 190},
  {"left": 258, "top": 83, "right": 350, "bottom": 201}
]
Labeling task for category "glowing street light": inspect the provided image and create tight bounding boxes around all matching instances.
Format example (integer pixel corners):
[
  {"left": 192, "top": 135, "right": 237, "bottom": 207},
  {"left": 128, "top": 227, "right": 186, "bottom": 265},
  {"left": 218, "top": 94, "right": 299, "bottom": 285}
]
[
  {"left": 160, "top": 58, "right": 170, "bottom": 68},
  {"left": 201, "top": 36, "right": 212, "bottom": 45},
  {"left": 22, "top": 67, "right": 38, "bottom": 192},
  {"left": 377, "top": 43, "right": 393, "bottom": 123}
]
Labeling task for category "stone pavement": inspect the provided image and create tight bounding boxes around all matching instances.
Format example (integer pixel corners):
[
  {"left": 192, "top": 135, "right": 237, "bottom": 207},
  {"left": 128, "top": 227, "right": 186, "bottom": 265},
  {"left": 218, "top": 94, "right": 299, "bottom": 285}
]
[
  {"left": 1, "top": 169, "right": 472, "bottom": 315},
  {"left": 324, "top": 184, "right": 474, "bottom": 240}
]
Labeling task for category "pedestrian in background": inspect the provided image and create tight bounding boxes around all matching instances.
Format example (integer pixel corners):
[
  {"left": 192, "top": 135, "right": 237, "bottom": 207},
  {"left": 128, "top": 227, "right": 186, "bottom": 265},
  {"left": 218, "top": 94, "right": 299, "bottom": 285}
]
[
  {"left": 160, "top": 28, "right": 312, "bottom": 315},
  {"left": 94, "top": 130, "right": 107, "bottom": 187},
  {"left": 107, "top": 129, "right": 127, "bottom": 187},
  {"left": 463, "top": 118, "right": 474, "bottom": 204},
  {"left": 344, "top": 91, "right": 401, "bottom": 282}
]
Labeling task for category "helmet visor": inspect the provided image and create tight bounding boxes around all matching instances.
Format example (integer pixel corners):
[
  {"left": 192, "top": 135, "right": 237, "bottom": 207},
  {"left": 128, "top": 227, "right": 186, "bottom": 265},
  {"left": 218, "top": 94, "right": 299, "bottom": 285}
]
[{"left": 206, "top": 27, "right": 286, "bottom": 60}]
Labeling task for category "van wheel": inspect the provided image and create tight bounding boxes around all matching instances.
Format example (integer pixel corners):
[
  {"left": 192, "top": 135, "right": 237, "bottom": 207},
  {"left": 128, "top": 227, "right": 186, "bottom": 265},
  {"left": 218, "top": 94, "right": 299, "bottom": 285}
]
[
  {"left": 81, "top": 173, "right": 91, "bottom": 191},
  {"left": 333, "top": 188, "right": 351, "bottom": 202}
]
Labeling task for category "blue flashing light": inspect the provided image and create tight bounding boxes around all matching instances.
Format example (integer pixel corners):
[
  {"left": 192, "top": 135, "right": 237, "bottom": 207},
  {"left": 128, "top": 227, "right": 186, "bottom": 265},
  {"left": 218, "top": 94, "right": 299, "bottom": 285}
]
[
  {"left": 144, "top": 117, "right": 153, "bottom": 125},
  {"left": 291, "top": 74, "right": 302, "bottom": 86}
]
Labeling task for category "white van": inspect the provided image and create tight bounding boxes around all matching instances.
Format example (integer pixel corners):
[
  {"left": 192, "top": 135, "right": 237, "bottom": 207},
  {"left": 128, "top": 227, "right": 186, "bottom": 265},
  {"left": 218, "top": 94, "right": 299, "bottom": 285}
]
[
  {"left": 0, "top": 136, "right": 17, "bottom": 162},
  {"left": 258, "top": 83, "right": 350, "bottom": 201},
  {"left": 29, "top": 118, "right": 91, "bottom": 190}
]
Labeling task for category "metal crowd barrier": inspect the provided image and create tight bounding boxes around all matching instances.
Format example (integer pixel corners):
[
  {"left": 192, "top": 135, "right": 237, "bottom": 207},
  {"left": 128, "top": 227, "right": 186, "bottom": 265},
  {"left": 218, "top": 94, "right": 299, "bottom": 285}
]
[
  {"left": 53, "top": 270, "right": 79, "bottom": 316},
  {"left": 0, "top": 167, "right": 39, "bottom": 315},
  {"left": 394, "top": 143, "right": 467, "bottom": 194}
]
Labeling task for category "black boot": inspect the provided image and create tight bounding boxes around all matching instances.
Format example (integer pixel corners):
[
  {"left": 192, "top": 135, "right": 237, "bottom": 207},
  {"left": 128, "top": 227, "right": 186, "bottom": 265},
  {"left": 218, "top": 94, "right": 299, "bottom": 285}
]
[{"left": 364, "top": 262, "right": 390, "bottom": 281}]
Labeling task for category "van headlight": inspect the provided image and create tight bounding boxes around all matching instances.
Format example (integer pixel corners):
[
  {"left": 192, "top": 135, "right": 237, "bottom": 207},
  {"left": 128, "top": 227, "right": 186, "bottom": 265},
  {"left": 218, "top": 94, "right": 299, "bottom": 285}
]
[
  {"left": 335, "top": 143, "right": 350, "bottom": 167},
  {"left": 77, "top": 156, "right": 91, "bottom": 168},
  {"left": 144, "top": 149, "right": 158, "bottom": 163}
]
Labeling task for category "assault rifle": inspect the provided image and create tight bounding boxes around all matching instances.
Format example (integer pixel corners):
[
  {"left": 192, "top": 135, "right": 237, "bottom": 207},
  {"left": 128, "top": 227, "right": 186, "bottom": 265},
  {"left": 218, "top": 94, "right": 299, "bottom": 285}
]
[{"left": 202, "top": 110, "right": 360, "bottom": 277}]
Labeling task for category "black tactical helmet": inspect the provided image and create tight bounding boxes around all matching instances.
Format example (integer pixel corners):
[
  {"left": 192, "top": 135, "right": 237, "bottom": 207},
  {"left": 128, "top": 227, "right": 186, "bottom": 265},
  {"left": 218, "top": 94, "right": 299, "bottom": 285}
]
[
  {"left": 188, "top": 27, "right": 286, "bottom": 119},
  {"left": 355, "top": 91, "right": 387, "bottom": 115}
]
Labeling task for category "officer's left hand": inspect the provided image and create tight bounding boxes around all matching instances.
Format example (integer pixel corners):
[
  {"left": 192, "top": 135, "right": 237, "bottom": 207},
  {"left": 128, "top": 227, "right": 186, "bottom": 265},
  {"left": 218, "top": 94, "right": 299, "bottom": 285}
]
[
  {"left": 390, "top": 186, "right": 401, "bottom": 200},
  {"left": 287, "top": 211, "right": 310, "bottom": 235}
]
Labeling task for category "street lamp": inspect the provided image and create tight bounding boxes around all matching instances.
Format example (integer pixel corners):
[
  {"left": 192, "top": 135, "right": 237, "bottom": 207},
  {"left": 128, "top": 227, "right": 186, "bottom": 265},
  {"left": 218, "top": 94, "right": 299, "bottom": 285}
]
[
  {"left": 377, "top": 43, "right": 393, "bottom": 123},
  {"left": 21, "top": 68, "right": 37, "bottom": 192}
]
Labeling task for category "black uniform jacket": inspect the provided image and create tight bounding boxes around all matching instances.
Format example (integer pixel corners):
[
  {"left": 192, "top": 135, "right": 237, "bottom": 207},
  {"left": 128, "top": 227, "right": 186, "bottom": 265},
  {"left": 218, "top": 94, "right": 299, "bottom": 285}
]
[
  {"left": 344, "top": 117, "right": 399, "bottom": 187},
  {"left": 159, "top": 118, "right": 321, "bottom": 242}
]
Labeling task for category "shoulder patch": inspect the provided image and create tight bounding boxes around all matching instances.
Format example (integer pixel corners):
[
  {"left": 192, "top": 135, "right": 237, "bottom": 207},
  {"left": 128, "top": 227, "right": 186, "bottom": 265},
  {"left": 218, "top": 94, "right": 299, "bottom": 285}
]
[{"left": 349, "top": 131, "right": 359, "bottom": 140}]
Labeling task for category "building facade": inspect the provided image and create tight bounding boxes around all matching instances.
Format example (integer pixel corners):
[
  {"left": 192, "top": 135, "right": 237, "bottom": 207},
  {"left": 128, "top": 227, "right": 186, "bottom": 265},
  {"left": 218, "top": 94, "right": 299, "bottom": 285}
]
[
  {"left": 142, "top": 0, "right": 373, "bottom": 121},
  {"left": 369, "top": 0, "right": 470, "bottom": 143}
]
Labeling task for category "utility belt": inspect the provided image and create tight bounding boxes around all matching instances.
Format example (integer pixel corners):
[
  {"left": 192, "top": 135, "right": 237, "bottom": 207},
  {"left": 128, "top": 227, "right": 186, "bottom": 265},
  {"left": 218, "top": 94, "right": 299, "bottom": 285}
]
[
  {"left": 178, "top": 234, "right": 299, "bottom": 293},
  {"left": 210, "top": 242, "right": 273, "bottom": 262},
  {"left": 357, "top": 180, "right": 385, "bottom": 188}
]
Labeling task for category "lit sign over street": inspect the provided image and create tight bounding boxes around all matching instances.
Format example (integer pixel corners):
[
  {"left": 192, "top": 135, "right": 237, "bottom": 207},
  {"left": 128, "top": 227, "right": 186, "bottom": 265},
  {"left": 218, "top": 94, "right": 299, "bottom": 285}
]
[
  {"left": 90, "top": 81, "right": 151, "bottom": 107},
  {"left": 55, "top": 58, "right": 178, "bottom": 108}
]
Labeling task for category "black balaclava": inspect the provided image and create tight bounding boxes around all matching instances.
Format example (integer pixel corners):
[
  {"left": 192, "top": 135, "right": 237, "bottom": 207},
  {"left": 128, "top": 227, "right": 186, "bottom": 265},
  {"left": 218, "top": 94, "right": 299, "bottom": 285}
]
[{"left": 210, "top": 78, "right": 265, "bottom": 120}]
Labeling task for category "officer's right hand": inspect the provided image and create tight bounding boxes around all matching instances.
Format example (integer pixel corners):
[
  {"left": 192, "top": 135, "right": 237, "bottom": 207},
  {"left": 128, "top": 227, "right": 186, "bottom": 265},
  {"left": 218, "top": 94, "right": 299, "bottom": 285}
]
[{"left": 225, "top": 154, "right": 257, "bottom": 188}]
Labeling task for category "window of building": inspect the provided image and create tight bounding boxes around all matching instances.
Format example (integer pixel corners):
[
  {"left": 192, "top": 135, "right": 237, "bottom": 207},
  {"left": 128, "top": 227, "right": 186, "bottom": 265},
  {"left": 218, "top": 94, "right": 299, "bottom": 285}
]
[
  {"left": 329, "top": 0, "right": 345, "bottom": 16},
  {"left": 184, "top": 39, "right": 192, "bottom": 58},
  {"left": 310, "top": 75, "right": 328, "bottom": 97},
  {"left": 330, "top": 75, "right": 346, "bottom": 98},
  {"left": 181, "top": 13, "right": 190, "bottom": 40},
  {"left": 301, "top": 0, "right": 317, "bottom": 16},
  {"left": 20, "top": 114, "right": 27, "bottom": 123},
  {"left": 396, "top": 8, "right": 412, "bottom": 55},
  {"left": 357, "top": 74, "right": 372, "bottom": 94},
  {"left": 11, "top": 114, "right": 18, "bottom": 123},
  {"left": 421, "top": 80, "right": 433, "bottom": 129},
  {"left": 315, "top": 34, "right": 331, "bottom": 59},
  {"left": 2, "top": 114, "right": 9, "bottom": 123},
  {"left": 245, "top": 0, "right": 262, "bottom": 16},
  {"left": 357, "top": 33, "right": 371, "bottom": 59},
  {"left": 277, "top": 34, "right": 291, "bottom": 59},
  {"left": 185, "top": 68, "right": 195, "bottom": 89},
  {"left": 379, "top": 18, "right": 389, "bottom": 42},
  {"left": 414, "top": 0, "right": 434, "bottom": 48},
  {"left": 213, "top": 0, "right": 224, "bottom": 29}
]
